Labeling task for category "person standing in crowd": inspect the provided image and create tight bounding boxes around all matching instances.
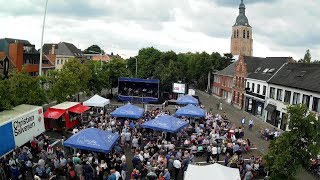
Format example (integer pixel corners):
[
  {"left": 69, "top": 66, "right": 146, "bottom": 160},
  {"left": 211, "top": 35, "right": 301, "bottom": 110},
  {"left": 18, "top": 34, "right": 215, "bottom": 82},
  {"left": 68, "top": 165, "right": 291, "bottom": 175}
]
[
  {"left": 241, "top": 117, "right": 246, "bottom": 128},
  {"left": 173, "top": 158, "right": 181, "bottom": 180},
  {"left": 249, "top": 118, "right": 254, "bottom": 130}
]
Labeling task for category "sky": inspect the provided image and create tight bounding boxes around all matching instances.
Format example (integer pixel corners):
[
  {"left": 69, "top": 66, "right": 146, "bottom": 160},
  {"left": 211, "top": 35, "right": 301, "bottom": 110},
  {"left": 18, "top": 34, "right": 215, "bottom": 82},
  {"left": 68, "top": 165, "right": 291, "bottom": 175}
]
[{"left": 0, "top": 0, "right": 319, "bottom": 60}]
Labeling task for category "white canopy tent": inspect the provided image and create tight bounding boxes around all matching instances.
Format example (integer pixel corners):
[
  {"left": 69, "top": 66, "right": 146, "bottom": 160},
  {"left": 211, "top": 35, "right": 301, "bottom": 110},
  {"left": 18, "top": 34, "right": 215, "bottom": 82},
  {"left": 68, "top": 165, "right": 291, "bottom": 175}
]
[
  {"left": 185, "top": 164, "right": 241, "bottom": 180},
  {"left": 83, "top": 95, "right": 110, "bottom": 107}
]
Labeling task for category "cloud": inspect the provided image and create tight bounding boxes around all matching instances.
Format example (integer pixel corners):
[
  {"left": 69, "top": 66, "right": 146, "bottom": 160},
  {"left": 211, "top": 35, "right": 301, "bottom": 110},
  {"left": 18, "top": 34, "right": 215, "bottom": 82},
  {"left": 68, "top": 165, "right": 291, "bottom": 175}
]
[
  {"left": 212, "top": 0, "right": 279, "bottom": 7},
  {"left": 0, "top": 0, "right": 319, "bottom": 61}
]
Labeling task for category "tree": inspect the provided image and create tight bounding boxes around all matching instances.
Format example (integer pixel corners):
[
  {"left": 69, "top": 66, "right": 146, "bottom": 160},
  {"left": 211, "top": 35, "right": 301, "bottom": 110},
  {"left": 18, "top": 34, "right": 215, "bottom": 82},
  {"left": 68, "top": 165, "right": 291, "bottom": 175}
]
[
  {"left": 135, "top": 47, "right": 161, "bottom": 78},
  {"left": 0, "top": 79, "right": 13, "bottom": 110},
  {"left": 48, "top": 70, "right": 80, "bottom": 103},
  {"left": 298, "top": 49, "right": 311, "bottom": 63},
  {"left": 9, "top": 71, "right": 46, "bottom": 106},
  {"left": 85, "top": 61, "right": 111, "bottom": 94},
  {"left": 265, "top": 104, "right": 320, "bottom": 179},
  {"left": 83, "top": 45, "right": 105, "bottom": 54},
  {"left": 49, "top": 58, "right": 91, "bottom": 103},
  {"left": 62, "top": 58, "right": 92, "bottom": 93},
  {"left": 106, "top": 56, "right": 130, "bottom": 88}
]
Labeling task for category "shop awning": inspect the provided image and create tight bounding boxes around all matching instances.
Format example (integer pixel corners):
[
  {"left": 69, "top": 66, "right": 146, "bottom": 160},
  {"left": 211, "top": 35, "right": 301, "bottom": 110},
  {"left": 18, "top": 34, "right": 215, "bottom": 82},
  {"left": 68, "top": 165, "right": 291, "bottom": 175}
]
[
  {"left": 44, "top": 109, "right": 65, "bottom": 119},
  {"left": 68, "top": 104, "right": 90, "bottom": 114},
  {"left": 265, "top": 104, "right": 276, "bottom": 112}
]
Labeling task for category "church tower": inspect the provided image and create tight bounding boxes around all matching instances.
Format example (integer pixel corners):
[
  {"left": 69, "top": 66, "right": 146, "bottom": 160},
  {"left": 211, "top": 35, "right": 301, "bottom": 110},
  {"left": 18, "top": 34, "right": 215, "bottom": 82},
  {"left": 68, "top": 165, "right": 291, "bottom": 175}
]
[{"left": 231, "top": 0, "right": 253, "bottom": 56}]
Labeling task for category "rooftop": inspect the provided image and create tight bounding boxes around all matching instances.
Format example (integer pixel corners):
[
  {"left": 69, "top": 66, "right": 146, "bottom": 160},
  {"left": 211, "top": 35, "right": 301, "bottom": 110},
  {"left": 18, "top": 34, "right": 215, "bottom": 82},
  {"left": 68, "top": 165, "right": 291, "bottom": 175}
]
[
  {"left": 51, "top": 102, "right": 80, "bottom": 110},
  {"left": 268, "top": 63, "right": 320, "bottom": 93},
  {"left": 0, "top": 104, "right": 42, "bottom": 126}
]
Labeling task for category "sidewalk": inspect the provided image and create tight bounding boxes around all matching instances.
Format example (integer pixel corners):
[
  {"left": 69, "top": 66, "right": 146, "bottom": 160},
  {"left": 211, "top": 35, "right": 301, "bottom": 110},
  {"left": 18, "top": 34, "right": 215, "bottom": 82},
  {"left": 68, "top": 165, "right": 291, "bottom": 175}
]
[{"left": 195, "top": 90, "right": 317, "bottom": 180}]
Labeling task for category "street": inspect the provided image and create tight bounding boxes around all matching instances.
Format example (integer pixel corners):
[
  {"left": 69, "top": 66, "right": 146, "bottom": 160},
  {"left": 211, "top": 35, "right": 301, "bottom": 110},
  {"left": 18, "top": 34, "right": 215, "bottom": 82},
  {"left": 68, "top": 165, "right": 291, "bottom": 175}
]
[{"left": 195, "top": 90, "right": 317, "bottom": 180}]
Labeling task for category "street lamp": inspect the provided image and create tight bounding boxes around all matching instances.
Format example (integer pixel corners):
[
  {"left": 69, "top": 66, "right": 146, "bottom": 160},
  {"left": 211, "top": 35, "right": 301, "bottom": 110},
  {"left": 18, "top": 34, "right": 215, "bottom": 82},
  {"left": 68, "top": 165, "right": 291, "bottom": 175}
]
[{"left": 39, "top": 0, "right": 49, "bottom": 76}]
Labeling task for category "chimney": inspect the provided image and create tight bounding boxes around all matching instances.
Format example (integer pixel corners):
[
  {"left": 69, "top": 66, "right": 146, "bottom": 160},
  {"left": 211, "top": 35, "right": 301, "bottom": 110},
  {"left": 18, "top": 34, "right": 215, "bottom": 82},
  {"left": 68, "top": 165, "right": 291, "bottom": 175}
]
[{"left": 51, "top": 44, "right": 55, "bottom": 55}]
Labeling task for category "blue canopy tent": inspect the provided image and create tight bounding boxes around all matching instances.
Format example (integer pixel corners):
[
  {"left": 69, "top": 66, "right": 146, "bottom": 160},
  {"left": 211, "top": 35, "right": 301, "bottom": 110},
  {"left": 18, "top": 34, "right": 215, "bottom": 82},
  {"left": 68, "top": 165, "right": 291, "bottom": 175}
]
[
  {"left": 111, "top": 104, "right": 144, "bottom": 119},
  {"left": 175, "top": 104, "right": 205, "bottom": 118},
  {"left": 64, "top": 128, "right": 119, "bottom": 153},
  {"left": 176, "top": 95, "right": 199, "bottom": 105},
  {"left": 141, "top": 115, "right": 188, "bottom": 133}
]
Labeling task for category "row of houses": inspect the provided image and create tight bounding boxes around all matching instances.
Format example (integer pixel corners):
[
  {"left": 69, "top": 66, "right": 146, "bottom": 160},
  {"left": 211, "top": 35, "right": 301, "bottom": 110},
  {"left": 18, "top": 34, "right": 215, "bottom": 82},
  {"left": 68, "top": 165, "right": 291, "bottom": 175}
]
[
  {"left": 0, "top": 38, "right": 115, "bottom": 77},
  {"left": 212, "top": 55, "right": 320, "bottom": 131}
]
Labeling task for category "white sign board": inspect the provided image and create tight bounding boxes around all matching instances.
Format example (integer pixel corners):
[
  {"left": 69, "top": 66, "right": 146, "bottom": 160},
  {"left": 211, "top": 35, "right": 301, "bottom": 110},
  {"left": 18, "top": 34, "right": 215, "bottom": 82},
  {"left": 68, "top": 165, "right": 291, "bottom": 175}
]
[
  {"left": 12, "top": 107, "right": 45, "bottom": 147},
  {"left": 173, "top": 83, "right": 186, "bottom": 94}
]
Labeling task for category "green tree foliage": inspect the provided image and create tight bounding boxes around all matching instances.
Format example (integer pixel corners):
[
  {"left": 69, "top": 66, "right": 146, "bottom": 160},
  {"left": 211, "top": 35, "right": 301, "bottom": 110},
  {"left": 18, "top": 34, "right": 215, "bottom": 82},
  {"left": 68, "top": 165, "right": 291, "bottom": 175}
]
[
  {"left": 0, "top": 79, "right": 13, "bottom": 110},
  {"left": 135, "top": 47, "right": 161, "bottom": 78},
  {"left": 85, "top": 61, "right": 111, "bottom": 94},
  {"left": 127, "top": 47, "right": 232, "bottom": 91},
  {"left": 9, "top": 72, "right": 46, "bottom": 106},
  {"left": 106, "top": 56, "right": 130, "bottom": 88},
  {"left": 48, "top": 58, "right": 91, "bottom": 103},
  {"left": 265, "top": 104, "right": 320, "bottom": 179},
  {"left": 298, "top": 49, "right": 311, "bottom": 63},
  {"left": 83, "top": 45, "right": 105, "bottom": 54}
]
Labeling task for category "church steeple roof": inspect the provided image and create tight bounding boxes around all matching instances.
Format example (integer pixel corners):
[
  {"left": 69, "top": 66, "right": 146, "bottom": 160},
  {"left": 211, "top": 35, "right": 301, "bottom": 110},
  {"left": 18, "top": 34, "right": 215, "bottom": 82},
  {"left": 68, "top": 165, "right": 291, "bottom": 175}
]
[{"left": 234, "top": 0, "right": 250, "bottom": 27}]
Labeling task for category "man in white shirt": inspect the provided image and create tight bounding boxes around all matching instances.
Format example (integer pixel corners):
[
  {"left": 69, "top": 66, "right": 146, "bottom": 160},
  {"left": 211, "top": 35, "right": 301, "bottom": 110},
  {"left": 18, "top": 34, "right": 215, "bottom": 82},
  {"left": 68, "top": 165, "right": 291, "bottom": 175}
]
[
  {"left": 249, "top": 119, "right": 254, "bottom": 130},
  {"left": 173, "top": 158, "right": 181, "bottom": 180}
]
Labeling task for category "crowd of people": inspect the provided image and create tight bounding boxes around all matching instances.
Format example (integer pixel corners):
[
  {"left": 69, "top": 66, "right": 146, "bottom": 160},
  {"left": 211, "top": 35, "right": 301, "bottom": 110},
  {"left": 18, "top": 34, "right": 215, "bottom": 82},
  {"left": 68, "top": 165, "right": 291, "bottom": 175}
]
[{"left": 0, "top": 103, "right": 270, "bottom": 180}]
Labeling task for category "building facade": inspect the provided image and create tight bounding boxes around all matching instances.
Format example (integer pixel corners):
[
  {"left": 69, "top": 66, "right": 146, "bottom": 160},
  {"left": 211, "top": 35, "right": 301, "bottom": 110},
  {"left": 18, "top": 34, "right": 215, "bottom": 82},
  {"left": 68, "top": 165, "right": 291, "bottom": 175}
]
[
  {"left": 232, "top": 55, "right": 247, "bottom": 108},
  {"left": 266, "top": 63, "right": 320, "bottom": 130},
  {"left": 43, "top": 42, "right": 84, "bottom": 70},
  {"left": 231, "top": 0, "right": 253, "bottom": 56},
  {"left": 244, "top": 57, "right": 292, "bottom": 119},
  {"left": 212, "top": 62, "right": 236, "bottom": 103}
]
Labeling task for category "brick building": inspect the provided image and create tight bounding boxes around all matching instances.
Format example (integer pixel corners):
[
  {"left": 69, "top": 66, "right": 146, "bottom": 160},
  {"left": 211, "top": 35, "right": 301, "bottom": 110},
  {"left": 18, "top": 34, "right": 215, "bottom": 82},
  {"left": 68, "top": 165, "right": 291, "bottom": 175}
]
[
  {"left": 212, "top": 61, "right": 236, "bottom": 104},
  {"left": 0, "top": 38, "right": 54, "bottom": 76}
]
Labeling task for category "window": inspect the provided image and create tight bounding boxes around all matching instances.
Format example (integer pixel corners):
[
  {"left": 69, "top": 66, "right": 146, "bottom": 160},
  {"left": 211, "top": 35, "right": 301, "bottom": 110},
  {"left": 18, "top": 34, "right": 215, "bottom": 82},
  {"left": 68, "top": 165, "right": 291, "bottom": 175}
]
[
  {"left": 236, "top": 30, "right": 239, "bottom": 38},
  {"left": 263, "top": 68, "right": 269, "bottom": 73},
  {"left": 247, "top": 82, "right": 250, "bottom": 89},
  {"left": 268, "top": 69, "right": 275, "bottom": 73},
  {"left": 269, "top": 87, "right": 275, "bottom": 99},
  {"left": 243, "top": 30, "right": 246, "bottom": 38},
  {"left": 214, "top": 76, "right": 220, "bottom": 83},
  {"left": 297, "top": 71, "right": 306, "bottom": 77},
  {"left": 237, "top": 92, "right": 240, "bottom": 103},
  {"left": 284, "top": 90, "right": 291, "bottom": 103},
  {"left": 276, "top": 89, "right": 283, "bottom": 101},
  {"left": 251, "top": 83, "right": 255, "bottom": 92},
  {"left": 61, "top": 59, "right": 64, "bottom": 64},
  {"left": 229, "top": 79, "right": 233, "bottom": 87},
  {"left": 254, "top": 67, "right": 261, "bottom": 73},
  {"left": 234, "top": 30, "right": 236, "bottom": 38},
  {"left": 302, "top": 95, "right": 310, "bottom": 107},
  {"left": 312, "top": 97, "right": 320, "bottom": 112},
  {"left": 263, "top": 86, "right": 266, "bottom": 95},
  {"left": 247, "top": 30, "right": 249, "bottom": 39},
  {"left": 57, "top": 60, "right": 60, "bottom": 64},
  {"left": 292, "top": 92, "right": 301, "bottom": 105},
  {"left": 257, "top": 84, "right": 260, "bottom": 94}
]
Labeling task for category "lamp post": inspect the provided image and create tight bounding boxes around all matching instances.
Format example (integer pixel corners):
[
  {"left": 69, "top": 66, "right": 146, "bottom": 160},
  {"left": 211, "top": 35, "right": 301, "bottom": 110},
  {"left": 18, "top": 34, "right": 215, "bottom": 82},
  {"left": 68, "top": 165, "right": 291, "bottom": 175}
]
[{"left": 39, "top": 0, "right": 49, "bottom": 76}]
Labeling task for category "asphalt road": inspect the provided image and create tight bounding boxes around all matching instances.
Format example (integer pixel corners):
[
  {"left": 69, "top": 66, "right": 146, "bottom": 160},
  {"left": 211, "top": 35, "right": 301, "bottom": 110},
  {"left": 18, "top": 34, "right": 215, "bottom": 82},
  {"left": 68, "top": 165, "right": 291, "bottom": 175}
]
[{"left": 195, "top": 90, "right": 317, "bottom": 180}]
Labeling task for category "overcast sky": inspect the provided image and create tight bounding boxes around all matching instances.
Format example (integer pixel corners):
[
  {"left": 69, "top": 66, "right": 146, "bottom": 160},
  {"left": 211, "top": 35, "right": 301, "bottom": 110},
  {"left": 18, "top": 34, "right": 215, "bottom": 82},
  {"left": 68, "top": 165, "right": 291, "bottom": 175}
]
[{"left": 0, "top": 0, "right": 319, "bottom": 60}]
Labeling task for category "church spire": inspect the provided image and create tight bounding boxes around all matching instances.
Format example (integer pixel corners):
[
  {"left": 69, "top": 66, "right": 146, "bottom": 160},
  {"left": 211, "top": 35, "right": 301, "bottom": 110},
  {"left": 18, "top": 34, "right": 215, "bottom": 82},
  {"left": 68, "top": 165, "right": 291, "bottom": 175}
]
[{"left": 239, "top": 0, "right": 245, "bottom": 15}]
